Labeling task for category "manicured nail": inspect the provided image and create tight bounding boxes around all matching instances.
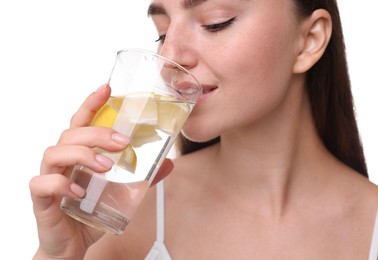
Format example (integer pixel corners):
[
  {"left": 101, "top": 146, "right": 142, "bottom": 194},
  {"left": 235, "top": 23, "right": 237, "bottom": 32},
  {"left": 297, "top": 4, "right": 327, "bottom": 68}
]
[
  {"left": 95, "top": 154, "right": 114, "bottom": 168},
  {"left": 70, "top": 182, "right": 86, "bottom": 198},
  {"left": 112, "top": 133, "right": 129, "bottom": 145}
]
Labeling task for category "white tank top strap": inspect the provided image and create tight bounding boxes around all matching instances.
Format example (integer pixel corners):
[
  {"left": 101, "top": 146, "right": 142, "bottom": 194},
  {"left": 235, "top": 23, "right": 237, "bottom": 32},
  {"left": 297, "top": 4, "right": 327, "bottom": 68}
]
[
  {"left": 144, "top": 180, "right": 172, "bottom": 260},
  {"left": 369, "top": 209, "right": 378, "bottom": 260},
  {"left": 156, "top": 180, "right": 165, "bottom": 242}
]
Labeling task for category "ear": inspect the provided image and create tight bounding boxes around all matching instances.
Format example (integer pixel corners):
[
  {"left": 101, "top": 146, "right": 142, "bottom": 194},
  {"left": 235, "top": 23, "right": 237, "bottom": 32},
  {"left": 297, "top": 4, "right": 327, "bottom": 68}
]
[{"left": 293, "top": 9, "right": 332, "bottom": 73}]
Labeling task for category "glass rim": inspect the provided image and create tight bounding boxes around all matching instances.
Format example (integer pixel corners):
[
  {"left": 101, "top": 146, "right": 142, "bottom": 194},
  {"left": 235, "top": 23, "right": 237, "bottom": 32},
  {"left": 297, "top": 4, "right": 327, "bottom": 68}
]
[{"left": 116, "top": 48, "right": 202, "bottom": 93}]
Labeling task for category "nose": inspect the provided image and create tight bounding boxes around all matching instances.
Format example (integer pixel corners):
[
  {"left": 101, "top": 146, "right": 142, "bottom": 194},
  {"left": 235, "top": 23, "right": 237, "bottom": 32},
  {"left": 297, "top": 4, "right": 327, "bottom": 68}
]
[{"left": 158, "top": 24, "right": 197, "bottom": 71}]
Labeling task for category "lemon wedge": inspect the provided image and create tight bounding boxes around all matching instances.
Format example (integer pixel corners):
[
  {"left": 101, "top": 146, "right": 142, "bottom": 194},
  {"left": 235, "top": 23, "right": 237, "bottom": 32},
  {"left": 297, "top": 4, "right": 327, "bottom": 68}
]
[
  {"left": 157, "top": 98, "right": 190, "bottom": 134},
  {"left": 133, "top": 124, "right": 157, "bottom": 138},
  {"left": 92, "top": 96, "right": 137, "bottom": 174},
  {"left": 91, "top": 96, "right": 125, "bottom": 127},
  {"left": 91, "top": 92, "right": 190, "bottom": 176},
  {"left": 118, "top": 145, "right": 137, "bottom": 173},
  {"left": 131, "top": 124, "right": 161, "bottom": 147},
  {"left": 108, "top": 96, "right": 124, "bottom": 112},
  {"left": 91, "top": 103, "right": 118, "bottom": 127},
  {"left": 123, "top": 92, "right": 158, "bottom": 125},
  {"left": 123, "top": 92, "right": 190, "bottom": 134}
]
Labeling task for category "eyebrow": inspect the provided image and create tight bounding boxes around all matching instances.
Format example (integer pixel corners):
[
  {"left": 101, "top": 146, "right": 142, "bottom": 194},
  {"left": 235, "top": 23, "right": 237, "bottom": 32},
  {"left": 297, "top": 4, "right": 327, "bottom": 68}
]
[
  {"left": 182, "top": 0, "right": 209, "bottom": 9},
  {"left": 147, "top": 0, "right": 209, "bottom": 16}
]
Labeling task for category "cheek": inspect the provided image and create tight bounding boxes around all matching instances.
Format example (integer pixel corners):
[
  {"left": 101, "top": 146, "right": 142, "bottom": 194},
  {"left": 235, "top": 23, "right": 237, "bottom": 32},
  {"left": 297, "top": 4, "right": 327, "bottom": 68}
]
[
  {"left": 236, "top": 30, "right": 296, "bottom": 87},
  {"left": 181, "top": 17, "right": 299, "bottom": 142},
  {"left": 182, "top": 50, "right": 296, "bottom": 143},
  {"left": 223, "top": 41, "right": 295, "bottom": 116},
  {"left": 230, "top": 12, "right": 298, "bottom": 80},
  {"left": 231, "top": 22, "right": 298, "bottom": 105}
]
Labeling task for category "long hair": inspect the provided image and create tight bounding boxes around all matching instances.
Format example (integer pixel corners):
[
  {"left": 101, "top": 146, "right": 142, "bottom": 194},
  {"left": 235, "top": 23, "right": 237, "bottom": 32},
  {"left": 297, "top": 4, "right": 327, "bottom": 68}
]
[{"left": 177, "top": 0, "right": 368, "bottom": 178}]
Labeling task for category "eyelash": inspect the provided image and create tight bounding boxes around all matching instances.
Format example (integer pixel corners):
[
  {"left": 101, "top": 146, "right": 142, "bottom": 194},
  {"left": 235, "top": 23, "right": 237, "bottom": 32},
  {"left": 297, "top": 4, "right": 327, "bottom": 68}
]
[
  {"left": 155, "top": 35, "right": 166, "bottom": 43},
  {"left": 202, "top": 17, "right": 236, "bottom": 33},
  {"left": 154, "top": 17, "right": 236, "bottom": 43}
]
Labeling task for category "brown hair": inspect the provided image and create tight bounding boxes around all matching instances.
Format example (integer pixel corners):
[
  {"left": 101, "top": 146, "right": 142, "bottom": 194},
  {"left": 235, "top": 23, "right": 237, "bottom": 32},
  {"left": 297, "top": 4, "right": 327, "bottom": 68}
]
[{"left": 177, "top": 0, "right": 368, "bottom": 178}]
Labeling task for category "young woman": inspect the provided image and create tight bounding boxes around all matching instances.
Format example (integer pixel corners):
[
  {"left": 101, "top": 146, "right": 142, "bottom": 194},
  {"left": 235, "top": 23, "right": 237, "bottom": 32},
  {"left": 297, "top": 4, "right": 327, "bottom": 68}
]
[{"left": 30, "top": 0, "right": 378, "bottom": 259}]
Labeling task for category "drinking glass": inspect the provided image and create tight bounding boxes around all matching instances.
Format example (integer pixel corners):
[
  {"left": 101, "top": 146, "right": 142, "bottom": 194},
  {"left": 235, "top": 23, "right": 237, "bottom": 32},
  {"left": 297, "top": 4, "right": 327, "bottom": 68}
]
[{"left": 60, "top": 48, "right": 202, "bottom": 234}]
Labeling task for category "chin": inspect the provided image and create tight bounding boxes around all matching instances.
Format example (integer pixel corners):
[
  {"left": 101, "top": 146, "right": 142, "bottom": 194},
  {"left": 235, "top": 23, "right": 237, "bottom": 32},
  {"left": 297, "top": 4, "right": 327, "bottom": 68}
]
[{"left": 180, "top": 127, "right": 219, "bottom": 144}]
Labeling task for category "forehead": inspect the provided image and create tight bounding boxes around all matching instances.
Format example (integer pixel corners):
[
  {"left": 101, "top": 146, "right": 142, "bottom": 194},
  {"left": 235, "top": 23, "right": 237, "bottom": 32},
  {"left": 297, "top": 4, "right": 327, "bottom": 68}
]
[
  {"left": 148, "top": 0, "right": 209, "bottom": 15},
  {"left": 147, "top": 0, "right": 253, "bottom": 15},
  {"left": 147, "top": 0, "right": 294, "bottom": 18}
]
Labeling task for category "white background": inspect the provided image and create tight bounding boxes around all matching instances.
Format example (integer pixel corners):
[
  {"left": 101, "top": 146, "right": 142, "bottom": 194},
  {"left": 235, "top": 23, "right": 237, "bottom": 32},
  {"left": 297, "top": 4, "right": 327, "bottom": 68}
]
[{"left": 0, "top": 1, "right": 377, "bottom": 258}]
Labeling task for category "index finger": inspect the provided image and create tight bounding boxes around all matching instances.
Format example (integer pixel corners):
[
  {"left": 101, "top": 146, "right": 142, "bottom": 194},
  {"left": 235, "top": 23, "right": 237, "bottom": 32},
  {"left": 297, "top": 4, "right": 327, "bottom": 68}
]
[{"left": 70, "top": 84, "right": 111, "bottom": 128}]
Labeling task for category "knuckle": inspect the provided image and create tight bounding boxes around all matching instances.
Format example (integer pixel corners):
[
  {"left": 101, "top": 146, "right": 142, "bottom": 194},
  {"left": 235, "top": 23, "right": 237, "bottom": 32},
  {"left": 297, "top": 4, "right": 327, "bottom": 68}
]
[
  {"left": 42, "top": 145, "right": 57, "bottom": 163},
  {"left": 28, "top": 175, "right": 40, "bottom": 192},
  {"left": 69, "top": 111, "right": 79, "bottom": 125},
  {"left": 58, "top": 128, "right": 71, "bottom": 144}
]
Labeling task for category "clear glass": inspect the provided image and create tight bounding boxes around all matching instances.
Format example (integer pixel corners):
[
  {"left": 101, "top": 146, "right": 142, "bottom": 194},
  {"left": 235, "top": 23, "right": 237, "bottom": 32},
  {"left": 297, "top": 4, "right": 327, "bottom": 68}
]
[{"left": 60, "top": 49, "right": 202, "bottom": 234}]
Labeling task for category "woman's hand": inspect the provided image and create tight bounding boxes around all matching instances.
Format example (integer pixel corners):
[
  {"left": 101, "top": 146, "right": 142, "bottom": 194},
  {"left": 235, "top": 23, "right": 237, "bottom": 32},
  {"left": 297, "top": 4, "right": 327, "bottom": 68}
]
[{"left": 29, "top": 84, "right": 173, "bottom": 259}]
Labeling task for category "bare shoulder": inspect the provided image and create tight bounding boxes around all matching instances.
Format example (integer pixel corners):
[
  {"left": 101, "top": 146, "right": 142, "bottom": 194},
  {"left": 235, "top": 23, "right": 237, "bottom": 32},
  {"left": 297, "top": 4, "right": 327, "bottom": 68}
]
[
  {"left": 333, "top": 168, "right": 378, "bottom": 244},
  {"left": 360, "top": 176, "right": 378, "bottom": 215},
  {"left": 331, "top": 164, "right": 378, "bottom": 219},
  {"left": 364, "top": 176, "right": 378, "bottom": 201},
  {"left": 342, "top": 169, "right": 378, "bottom": 208}
]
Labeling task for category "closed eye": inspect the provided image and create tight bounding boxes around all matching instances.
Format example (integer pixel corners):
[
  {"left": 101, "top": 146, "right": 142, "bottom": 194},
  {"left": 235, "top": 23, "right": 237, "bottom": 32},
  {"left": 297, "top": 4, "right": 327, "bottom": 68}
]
[
  {"left": 155, "top": 16, "right": 237, "bottom": 43},
  {"left": 155, "top": 35, "right": 166, "bottom": 43},
  {"left": 202, "top": 17, "right": 236, "bottom": 33}
]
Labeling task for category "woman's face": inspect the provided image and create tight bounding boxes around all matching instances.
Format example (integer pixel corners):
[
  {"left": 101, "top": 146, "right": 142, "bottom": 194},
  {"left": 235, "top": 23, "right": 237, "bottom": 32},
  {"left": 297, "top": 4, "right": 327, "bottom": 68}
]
[{"left": 149, "top": 0, "right": 305, "bottom": 142}]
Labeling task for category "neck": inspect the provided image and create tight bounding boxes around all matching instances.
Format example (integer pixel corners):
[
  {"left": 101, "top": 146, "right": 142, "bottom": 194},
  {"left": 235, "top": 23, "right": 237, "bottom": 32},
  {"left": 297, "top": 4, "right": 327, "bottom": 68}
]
[{"left": 209, "top": 80, "right": 335, "bottom": 218}]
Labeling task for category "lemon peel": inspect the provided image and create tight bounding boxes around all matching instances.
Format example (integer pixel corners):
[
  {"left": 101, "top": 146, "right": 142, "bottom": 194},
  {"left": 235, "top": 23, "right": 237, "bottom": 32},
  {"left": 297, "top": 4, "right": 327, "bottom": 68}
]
[{"left": 91, "top": 104, "right": 118, "bottom": 128}]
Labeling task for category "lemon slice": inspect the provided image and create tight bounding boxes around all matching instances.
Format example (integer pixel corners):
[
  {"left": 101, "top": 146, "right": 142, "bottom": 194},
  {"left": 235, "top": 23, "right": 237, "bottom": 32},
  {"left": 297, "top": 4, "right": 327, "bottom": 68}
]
[
  {"left": 118, "top": 145, "right": 137, "bottom": 173},
  {"left": 108, "top": 96, "right": 124, "bottom": 112},
  {"left": 91, "top": 96, "right": 124, "bottom": 127},
  {"left": 122, "top": 92, "right": 162, "bottom": 147},
  {"left": 91, "top": 92, "right": 190, "bottom": 176},
  {"left": 91, "top": 104, "right": 118, "bottom": 127},
  {"left": 157, "top": 99, "right": 190, "bottom": 134},
  {"left": 92, "top": 96, "right": 137, "bottom": 174},
  {"left": 133, "top": 124, "right": 157, "bottom": 138},
  {"left": 131, "top": 124, "right": 162, "bottom": 147},
  {"left": 123, "top": 92, "right": 158, "bottom": 125}
]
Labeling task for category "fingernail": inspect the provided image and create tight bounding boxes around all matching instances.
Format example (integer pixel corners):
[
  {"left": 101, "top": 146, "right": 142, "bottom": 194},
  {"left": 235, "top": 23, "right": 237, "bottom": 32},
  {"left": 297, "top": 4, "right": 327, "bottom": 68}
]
[
  {"left": 70, "top": 182, "right": 86, "bottom": 198},
  {"left": 95, "top": 154, "right": 114, "bottom": 168},
  {"left": 95, "top": 84, "right": 108, "bottom": 93},
  {"left": 112, "top": 133, "right": 129, "bottom": 145}
]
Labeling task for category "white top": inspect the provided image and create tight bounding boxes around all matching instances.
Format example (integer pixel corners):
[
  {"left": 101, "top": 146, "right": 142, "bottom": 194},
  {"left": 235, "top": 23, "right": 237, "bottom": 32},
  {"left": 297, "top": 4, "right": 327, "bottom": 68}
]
[
  {"left": 369, "top": 209, "right": 378, "bottom": 260},
  {"left": 145, "top": 181, "right": 378, "bottom": 259},
  {"left": 145, "top": 181, "right": 172, "bottom": 260}
]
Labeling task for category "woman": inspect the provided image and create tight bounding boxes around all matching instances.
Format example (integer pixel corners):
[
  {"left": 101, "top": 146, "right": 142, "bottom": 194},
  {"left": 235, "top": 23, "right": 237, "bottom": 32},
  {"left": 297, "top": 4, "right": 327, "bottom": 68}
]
[{"left": 30, "top": 0, "right": 378, "bottom": 259}]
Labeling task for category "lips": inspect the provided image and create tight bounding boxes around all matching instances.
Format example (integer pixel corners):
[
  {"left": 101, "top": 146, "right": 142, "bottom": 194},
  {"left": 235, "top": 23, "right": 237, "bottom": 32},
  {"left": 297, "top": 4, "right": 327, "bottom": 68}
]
[
  {"left": 197, "top": 84, "right": 218, "bottom": 105},
  {"left": 201, "top": 85, "right": 218, "bottom": 94}
]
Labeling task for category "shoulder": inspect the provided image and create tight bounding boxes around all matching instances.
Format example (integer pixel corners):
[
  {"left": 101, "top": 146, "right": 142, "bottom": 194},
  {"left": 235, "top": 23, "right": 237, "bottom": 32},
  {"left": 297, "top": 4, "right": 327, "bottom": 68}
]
[
  {"left": 334, "top": 167, "right": 378, "bottom": 214},
  {"left": 343, "top": 170, "right": 378, "bottom": 206},
  {"left": 308, "top": 166, "right": 378, "bottom": 257},
  {"left": 333, "top": 169, "right": 378, "bottom": 236},
  {"left": 362, "top": 177, "right": 378, "bottom": 213}
]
